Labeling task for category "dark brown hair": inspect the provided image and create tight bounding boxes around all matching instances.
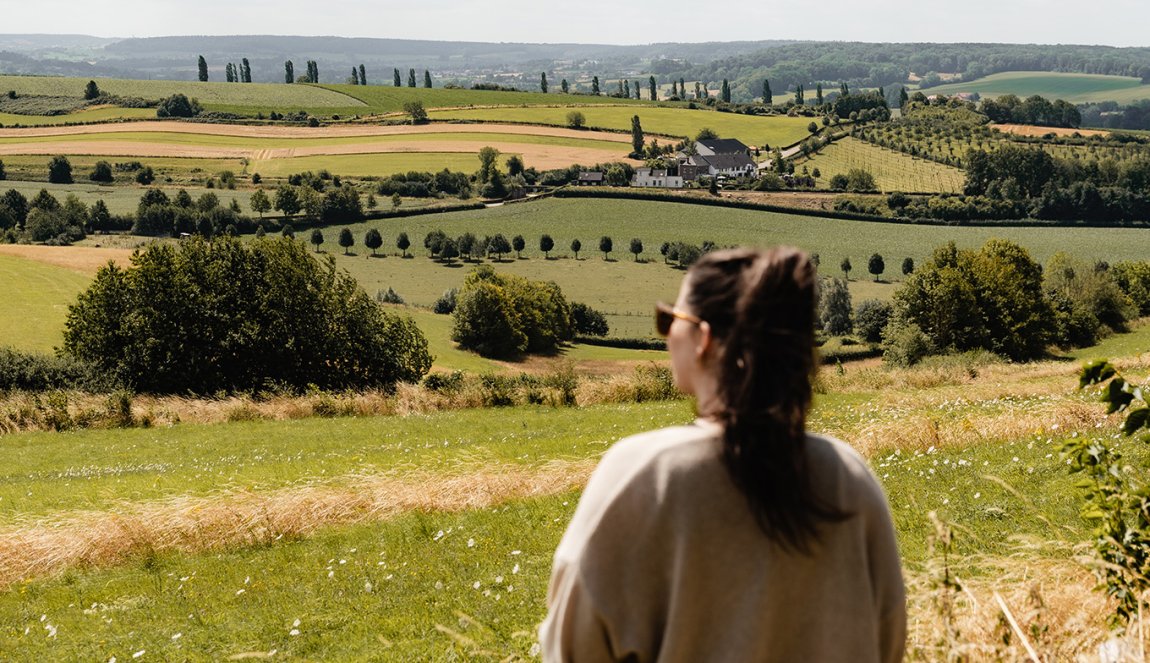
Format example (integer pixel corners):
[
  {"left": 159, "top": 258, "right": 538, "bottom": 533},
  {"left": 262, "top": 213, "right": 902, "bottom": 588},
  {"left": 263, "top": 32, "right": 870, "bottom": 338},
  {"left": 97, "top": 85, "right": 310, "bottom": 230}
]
[{"left": 685, "top": 246, "right": 845, "bottom": 552}]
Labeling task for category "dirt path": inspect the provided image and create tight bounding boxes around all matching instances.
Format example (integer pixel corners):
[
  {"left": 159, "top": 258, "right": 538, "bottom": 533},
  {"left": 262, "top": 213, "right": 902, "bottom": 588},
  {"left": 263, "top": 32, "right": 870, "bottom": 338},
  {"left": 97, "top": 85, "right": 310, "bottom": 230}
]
[
  {"left": 0, "top": 244, "right": 133, "bottom": 275},
  {"left": 0, "top": 120, "right": 631, "bottom": 143}
]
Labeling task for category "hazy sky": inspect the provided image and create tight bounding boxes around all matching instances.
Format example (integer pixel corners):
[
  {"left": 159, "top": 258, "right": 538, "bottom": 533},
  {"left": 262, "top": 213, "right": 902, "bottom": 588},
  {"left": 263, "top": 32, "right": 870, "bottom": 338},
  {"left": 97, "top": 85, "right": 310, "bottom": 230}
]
[{"left": 6, "top": 0, "right": 1149, "bottom": 47}]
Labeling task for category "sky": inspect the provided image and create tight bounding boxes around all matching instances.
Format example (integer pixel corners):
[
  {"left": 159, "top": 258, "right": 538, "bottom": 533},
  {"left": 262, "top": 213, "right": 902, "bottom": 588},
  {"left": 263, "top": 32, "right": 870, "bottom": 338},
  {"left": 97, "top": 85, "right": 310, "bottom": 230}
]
[{"left": 5, "top": 0, "right": 1149, "bottom": 47}]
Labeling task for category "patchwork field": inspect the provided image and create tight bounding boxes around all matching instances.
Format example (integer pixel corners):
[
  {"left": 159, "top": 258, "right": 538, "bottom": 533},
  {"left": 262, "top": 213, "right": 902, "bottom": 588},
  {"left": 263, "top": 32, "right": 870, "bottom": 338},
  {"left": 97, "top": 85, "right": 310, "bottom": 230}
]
[
  {"left": 925, "top": 71, "right": 1150, "bottom": 104},
  {"left": 428, "top": 105, "right": 814, "bottom": 147},
  {"left": 798, "top": 137, "right": 965, "bottom": 193},
  {"left": 0, "top": 121, "right": 636, "bottom": 180}
]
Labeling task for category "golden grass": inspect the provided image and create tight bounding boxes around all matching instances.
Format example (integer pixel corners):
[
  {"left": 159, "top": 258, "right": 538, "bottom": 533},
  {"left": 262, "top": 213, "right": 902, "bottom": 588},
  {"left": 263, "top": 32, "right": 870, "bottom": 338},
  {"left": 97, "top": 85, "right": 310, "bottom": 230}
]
[{"left": 0, "top": 459, "right": 596, "bottom": 589}]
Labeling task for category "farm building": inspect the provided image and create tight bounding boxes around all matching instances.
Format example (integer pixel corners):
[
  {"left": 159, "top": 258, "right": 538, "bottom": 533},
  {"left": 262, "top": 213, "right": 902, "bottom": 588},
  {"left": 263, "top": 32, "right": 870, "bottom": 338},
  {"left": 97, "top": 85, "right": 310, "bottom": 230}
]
[
  {"left": 694, "top": 138, "right": 752, "bottom": 157},
  {"left": 575, "top": 171, "right": 605, "bottom": 186},
  {"left": 678, "top": 153, "right": 757, "bottom": 181},
  {"left": 632, "top": 168, "right": 683, "bottom": 188}
]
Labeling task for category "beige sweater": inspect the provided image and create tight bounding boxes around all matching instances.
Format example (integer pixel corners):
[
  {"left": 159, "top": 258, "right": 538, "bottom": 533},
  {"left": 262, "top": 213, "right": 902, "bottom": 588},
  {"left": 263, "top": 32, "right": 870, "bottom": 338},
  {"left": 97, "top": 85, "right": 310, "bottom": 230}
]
[{"left": 540, "top": 421, "right": 906, "bottom": 663}]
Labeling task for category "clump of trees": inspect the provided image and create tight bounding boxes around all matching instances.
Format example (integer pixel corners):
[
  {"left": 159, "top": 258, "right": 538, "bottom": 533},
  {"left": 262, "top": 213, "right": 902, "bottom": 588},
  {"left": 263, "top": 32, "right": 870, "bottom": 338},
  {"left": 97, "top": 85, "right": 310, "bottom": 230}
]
[
  {"left": 63, "top": 236, "right": 431, "bottom": 393},
  {"left": 156, "top": 94, "right": 202, "bottom": 118},
  {"left": 452, "top": 266, "right": 572, "bottom": 358}
]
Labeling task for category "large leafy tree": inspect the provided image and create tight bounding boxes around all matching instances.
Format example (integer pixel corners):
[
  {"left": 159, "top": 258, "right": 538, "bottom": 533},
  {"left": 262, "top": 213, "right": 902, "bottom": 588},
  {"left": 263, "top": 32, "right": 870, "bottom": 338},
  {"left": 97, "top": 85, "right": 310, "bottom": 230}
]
[
  {"left": 63, "top": 237, "right": 431, "bottom": 393},
  {"left": 452, "top": 265, "right": 573, "bottom": 358}
]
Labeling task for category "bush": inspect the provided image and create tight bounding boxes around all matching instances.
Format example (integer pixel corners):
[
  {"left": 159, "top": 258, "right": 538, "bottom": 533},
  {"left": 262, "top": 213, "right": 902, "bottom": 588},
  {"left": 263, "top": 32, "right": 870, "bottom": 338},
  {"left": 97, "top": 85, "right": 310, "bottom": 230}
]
[
  {"left": 854, "top": 299, "right": 892, "bottom": 344},
  {"left": 376, "top": 287, "right": 405, "bottom": 305},
  {"left": 0, "top": 347, "right": 111, "bottom": 391},
  {"left": 433, "top": 288, "right": 458, "bottom": 314},
  {"left": 89, "top": 160, "right": 114, "bottom": 183},
  {"left": 156, "top": 94, "right": 201, "bottom": 118},
  {"left": 570, "top": 302, "right": 609, "bottom": 337},
  {"left": 451, "top": 266, "right": 573, "bottom": 358},
  {"left": 63, "top": 237, "right": 431, "bottom": 393},
  {"left": 817, "top": 277, "right": 852, "bottom": 335},
  {"left": 566, "top": 110, "right": 586, "bottom": 129},
  {"left": 881, "top": 317, "right": 933, "bottom": 367},
  {"left": 47, "top": 155, "right": 72, "bottom": 184}
]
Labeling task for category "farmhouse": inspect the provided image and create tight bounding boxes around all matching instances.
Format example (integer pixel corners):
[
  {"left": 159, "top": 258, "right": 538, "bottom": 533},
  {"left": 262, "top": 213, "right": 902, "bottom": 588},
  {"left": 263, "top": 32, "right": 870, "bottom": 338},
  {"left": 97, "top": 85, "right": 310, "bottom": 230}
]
[
  {"left": 678, "top": 153, "right": 757, "bottom": 181},
  {"left": 575, "top": 171, "right": 605, "bottom": 186},
  {"left": 694, "top": 138, "right": 751, "bottom": 157},
  {"left": 632, "top": 167, "right": 683, "bottom": 188}
]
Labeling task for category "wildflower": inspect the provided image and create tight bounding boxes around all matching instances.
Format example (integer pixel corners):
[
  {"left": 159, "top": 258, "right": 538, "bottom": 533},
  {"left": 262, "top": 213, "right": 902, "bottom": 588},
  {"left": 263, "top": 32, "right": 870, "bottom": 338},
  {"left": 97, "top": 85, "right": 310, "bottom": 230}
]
[
  {"left": 132, "top": 651, "right": 145, "bottom": 659},
  {"left": 467, "top": 538, "right": 476, "bottom": 548}
]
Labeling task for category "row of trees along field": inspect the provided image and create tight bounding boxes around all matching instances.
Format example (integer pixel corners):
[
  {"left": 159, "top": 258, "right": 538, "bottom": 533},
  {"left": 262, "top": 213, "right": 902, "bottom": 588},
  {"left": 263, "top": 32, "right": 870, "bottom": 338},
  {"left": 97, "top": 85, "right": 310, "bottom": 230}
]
[{"left": 199, "top": 54, "right": 438, "bottom": 87}]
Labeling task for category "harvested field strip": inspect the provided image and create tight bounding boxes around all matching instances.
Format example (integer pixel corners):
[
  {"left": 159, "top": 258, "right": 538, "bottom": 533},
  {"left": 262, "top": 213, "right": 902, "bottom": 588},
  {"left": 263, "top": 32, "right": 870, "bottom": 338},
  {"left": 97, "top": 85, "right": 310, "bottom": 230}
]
[
  {"left": 0, "top": 130, "right": 629, "bottom": 151},
  {"left": 249, "top": 152, "right": 483, "bottom": 177},
  {"left": 0, "top": 459, "right": 597, "bottom": 588},
  {"left": 0, "top": 120, "right": 631, "bottom": 142}
]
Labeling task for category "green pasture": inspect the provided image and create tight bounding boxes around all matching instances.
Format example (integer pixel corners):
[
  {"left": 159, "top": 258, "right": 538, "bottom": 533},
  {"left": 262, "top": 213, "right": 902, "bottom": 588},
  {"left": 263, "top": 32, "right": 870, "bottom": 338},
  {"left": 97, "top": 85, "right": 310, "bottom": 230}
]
[
  {"left": 0, "top": 75, "right": 365, "bottom": 111},
  {"left": 316, "top": 197, "right": 1150, "bottom": 335},
  {"left": 0, "top": 401, "right": 688, "bottom": 521},
  {"left": 925, "top": 72, "right": 1150, "bottom": 104},
  {"left": 800, "top": 137, "right": 965, "bottom": 193},
  {"left": 327, "top": 84, "right": 647, "bottom": 113},
  {"left": 0, "top": 254, "right": 90, "bottom": 354},
  {"left": 0, "top": 107, "right": 155, "bottom": 127},
  {"left": 0, "top": 180, "right": 261, "bottom": 215},
  {"left": 0, "top": 253, "right": 85, "bottom": 351},
  {"left": 1, "top": 363, "right": 1138, "bottom": 658},
  {"left": 0, "top": 155, "right": 249, "bottom": 186},
  {"left": 428, "top": 106, "right": 813, "bottom": 147}
]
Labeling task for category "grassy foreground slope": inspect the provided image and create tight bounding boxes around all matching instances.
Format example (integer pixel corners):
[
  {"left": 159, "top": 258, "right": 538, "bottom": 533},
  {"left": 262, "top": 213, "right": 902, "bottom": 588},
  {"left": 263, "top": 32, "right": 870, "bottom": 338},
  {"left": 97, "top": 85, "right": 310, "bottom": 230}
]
[
  {"left": 925, "top": 71, "right": 1150, "bottom": 104},
  {"left": 3, "top": 326, "right": 1150, "bottom": 659}
]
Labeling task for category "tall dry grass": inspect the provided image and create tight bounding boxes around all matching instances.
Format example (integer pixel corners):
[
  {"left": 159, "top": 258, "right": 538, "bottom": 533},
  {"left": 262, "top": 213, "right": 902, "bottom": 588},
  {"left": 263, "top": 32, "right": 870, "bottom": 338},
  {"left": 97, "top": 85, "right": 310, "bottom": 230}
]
[{"left": 0, "top": 460, "right": 597, "bottom": 590}]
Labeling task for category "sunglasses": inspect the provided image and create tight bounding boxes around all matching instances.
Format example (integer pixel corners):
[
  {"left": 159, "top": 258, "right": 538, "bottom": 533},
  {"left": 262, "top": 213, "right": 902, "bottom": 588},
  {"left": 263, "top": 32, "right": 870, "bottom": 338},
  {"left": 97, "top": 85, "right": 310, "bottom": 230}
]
[{"left": 655, "top": 301, "right": 703, "bottom": 337}]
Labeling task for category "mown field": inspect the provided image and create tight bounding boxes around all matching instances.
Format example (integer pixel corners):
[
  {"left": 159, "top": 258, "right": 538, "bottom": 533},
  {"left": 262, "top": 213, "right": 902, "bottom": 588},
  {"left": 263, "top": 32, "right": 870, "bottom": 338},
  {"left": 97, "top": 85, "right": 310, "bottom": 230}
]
[
  {"left": 925, "top": 71, "right": 1150, "bottom": 104},
  {"left": 799, "top": 137, "right": 965, "bottom": 193},
  {"left": 427, "top": 106, "right": 813, "bottom": 147},
  {"left": 2, "top": 325, "right": 1149, "bottom": 659},
  {"left": 0, "top": 106, "right": 155, "bottom": 127},
  {"left": 0, "top": 254, "right": 90, "bottom": 354}
]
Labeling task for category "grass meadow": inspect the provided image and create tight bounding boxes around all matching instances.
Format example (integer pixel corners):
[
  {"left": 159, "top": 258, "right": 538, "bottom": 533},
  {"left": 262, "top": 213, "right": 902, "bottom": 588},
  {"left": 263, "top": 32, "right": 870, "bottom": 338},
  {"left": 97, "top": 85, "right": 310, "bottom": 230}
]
[
  {"left": 0, "top": 179, "right": 262, "bottom": 215},
  {"left": 0, "top": 155, "right": 250, "bottom": 187},
  {"left": 250, "top": 153, "right": 483, "bottom": 178},
  {"left": 320, "top": 197, "right": 1150, "bottom": 334},
  {"left": 924, "top": 71, "right": 1150, "bottom": 105},
  {"left": 0, "top": 75, "right": 365, "bottom": 111},
  {"left": 799, "top": 137, "right": 966, "bottom": 193},
  {"left": 0, "top": 254, "right": 89, "bottom": 353},
  {"left": 3, "top": 325, "right": 1149, "bottom": 659},
  {"left": 328, "top": 84, "right": 648, "bottom": 114},
  {"left": 0, "top": 107, "right": 155, "bottom": 127},
  {"left": 427, "top": 106, "right": 814, "bottom": 146}
]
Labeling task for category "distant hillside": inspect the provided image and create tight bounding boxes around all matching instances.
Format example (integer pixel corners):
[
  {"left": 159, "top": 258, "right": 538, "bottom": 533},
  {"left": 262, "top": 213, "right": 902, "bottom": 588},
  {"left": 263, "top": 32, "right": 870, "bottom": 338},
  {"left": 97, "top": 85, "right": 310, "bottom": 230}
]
[
  {"left": 0, "top": 34, "right": 794, "bottom": 86},
  {"left": 661, "top": 42, "right": 1150, "bottom": 103}
]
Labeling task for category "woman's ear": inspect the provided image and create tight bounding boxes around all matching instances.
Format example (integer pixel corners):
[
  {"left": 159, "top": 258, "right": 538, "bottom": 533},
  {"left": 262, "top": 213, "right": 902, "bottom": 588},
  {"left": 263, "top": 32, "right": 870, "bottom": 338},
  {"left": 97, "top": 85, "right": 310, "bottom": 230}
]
[{"left": 696, "top": 321, "right": 713, "bottom": 360}]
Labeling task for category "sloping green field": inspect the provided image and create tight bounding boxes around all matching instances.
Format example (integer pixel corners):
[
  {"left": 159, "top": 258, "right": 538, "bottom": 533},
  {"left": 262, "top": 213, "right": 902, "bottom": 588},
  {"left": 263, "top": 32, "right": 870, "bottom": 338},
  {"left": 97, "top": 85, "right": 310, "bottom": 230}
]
[
  {"left": 0, "top": 107, "right": 155, "bottom": 126},
  {"left": 428, "top": 105, "right": 811, "bottom": 147},
  {"left": 328, "top": 84, "right": 647, "bottom": 113},
  {"left": 800, "top": 136, "right": 965, "bottom": 193},
  {"left": 926, "top": 72, "right": 1150, "bottom": 104},
  {"left": 0, "top": 75, "right": 365, "bottom": 109},
  {"left": 0, "top": 254, "right": 90, "bottom": 353}
]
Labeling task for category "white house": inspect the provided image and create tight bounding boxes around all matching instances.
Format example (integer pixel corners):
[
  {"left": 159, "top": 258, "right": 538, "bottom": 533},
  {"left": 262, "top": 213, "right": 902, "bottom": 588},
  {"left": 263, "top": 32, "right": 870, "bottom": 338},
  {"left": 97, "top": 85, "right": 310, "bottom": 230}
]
[{"left": 632, "top": 168, "right": 684, "bottom": 188}]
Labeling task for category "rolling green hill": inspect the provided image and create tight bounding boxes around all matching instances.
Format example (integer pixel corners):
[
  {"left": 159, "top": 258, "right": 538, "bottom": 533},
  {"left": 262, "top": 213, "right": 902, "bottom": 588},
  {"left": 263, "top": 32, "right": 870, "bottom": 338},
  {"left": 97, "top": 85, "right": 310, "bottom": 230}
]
[{"left": 925, "top": 72, "right": 1150, "bottom": 104}]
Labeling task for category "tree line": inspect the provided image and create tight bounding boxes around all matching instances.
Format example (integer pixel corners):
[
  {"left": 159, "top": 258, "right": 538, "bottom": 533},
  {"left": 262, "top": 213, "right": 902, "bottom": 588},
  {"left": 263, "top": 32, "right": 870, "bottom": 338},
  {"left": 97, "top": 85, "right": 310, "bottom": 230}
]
[{"left": 197, "top": 55, "right": 437, "bottom": 87}]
